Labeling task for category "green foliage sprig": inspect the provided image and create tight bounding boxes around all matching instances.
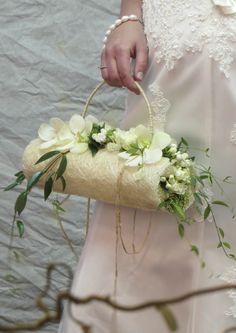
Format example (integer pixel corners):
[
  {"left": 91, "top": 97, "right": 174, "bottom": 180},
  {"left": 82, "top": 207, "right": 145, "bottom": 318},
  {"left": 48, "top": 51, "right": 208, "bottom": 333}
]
[
  {"left": 159, "top": 138, "right": 235, "bottom": 263},
  {"left": 4, "top": 150, "right": 69, "bottom": 238}
]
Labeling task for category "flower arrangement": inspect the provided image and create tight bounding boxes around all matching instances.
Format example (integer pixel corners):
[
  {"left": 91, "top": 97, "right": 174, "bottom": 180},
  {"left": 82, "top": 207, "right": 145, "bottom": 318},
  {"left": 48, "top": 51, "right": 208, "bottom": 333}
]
[
  {"left": 4, "top": 112, "right": 235, "bottom": 264},
  {"left": 3, "top": 80, "right": 236, "bottom": 265},
  {"left": 36, "top": 113, "right": 195, "bottom": 212}
]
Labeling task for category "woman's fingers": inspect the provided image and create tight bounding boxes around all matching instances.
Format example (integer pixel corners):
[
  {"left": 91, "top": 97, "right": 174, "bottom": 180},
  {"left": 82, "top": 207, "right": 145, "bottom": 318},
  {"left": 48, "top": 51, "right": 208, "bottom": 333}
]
[
  {"left": 115, "top": 47, "right": 140, "bottom": 94},
  {"left": 134, "top": 44, "right": 149, "bottom": 81},
  {"left": 101, "top": 47, "right": 122, "bottom": 87},
  {"left": 101, "top": 45, "right": 139, "bottom": 93},
  {"left": 100, "top": 50, "right": 110, "bottom": 82}
]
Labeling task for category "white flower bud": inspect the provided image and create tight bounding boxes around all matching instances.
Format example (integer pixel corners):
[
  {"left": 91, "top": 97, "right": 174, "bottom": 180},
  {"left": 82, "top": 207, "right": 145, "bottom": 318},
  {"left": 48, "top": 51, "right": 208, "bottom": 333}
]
[
  {"left": 175, "top": 169, "right": 183, "bottom": 178},
  {"left": 176, "top": 153, "right": 182, "bottom": 160},
  {"left": 166, "top": 182, "right": 172, "bottom": 189},
  {"left": 182, "top": 153, "right": 189, "bottom": 160},
  {"left": 169, "top": 147, "right": 177, "bottom": 154}
]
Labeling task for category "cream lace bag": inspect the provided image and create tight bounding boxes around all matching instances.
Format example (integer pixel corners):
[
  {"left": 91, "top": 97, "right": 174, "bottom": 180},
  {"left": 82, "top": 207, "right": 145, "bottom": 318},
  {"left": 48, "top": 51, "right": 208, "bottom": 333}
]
[{"left": 22, "top": 81, "right": 194, "bottom": 212}]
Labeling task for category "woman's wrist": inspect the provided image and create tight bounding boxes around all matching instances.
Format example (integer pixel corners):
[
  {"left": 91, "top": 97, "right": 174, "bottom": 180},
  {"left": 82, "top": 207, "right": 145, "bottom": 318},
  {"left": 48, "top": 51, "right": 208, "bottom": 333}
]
[{"left": 103, "top": 15, "right": 143, "bottom": 48}]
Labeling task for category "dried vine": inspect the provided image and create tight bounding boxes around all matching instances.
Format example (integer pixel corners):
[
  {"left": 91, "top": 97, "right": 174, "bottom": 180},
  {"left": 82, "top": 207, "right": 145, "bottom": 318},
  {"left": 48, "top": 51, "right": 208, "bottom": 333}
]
[{"left": 0, "top": 263, "right": 236, "bottom": 333}]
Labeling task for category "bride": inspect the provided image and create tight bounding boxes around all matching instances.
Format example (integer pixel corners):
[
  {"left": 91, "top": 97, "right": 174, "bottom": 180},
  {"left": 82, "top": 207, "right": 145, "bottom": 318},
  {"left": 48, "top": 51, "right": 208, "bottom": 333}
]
[{"left": 59, "top": 0, "right": 236, "bottom": 332}]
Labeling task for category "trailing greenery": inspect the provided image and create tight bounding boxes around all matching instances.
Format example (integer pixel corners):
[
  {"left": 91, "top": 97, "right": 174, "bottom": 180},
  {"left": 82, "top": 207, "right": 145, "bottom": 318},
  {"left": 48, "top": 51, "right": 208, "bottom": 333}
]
[{"left": 4, "top": 150, "right": 69, "bottom": 238}]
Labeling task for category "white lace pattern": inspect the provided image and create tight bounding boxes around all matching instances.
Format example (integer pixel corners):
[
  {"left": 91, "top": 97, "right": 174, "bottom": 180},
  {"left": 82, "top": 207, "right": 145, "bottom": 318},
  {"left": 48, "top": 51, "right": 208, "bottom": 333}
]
[
  {"left": 148, "top": 79, "right": 171, "bottom": 128},
  {"left": 143, "top": 0, "right": 236, "bottom": 77}
]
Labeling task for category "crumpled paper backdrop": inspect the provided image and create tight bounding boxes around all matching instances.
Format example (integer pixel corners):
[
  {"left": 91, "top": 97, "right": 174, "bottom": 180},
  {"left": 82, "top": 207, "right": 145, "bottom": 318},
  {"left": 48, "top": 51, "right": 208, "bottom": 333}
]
[{"left": 0, "top": 1, "right": 125, "bottom": 331}]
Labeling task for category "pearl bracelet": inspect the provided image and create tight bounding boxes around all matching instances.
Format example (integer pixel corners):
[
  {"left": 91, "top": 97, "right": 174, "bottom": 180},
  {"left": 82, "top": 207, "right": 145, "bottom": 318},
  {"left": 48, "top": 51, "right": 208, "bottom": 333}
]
[{"left": 103, "top": 15, "right": 143, "bottom": 48}]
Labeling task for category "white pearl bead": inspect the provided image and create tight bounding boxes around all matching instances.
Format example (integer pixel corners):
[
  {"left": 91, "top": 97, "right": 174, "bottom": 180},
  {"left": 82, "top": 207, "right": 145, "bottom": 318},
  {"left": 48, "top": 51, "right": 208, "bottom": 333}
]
[
  {"left": 104, "top": 15, "right": 142, "bottom": 47},
  {"left": 115, "top": 19, "right": 122, "bottom": 26},
  {"left": 105, "top": 30, "right": 111, "bottom": 36},
  {"left": 121, "top": 15, "right": 129, "bottom": 22}
]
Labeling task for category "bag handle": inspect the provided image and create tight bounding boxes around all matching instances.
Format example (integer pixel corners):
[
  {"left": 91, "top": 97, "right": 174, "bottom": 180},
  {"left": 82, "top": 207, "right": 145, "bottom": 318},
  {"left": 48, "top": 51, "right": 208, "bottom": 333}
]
[{"left": 81, "top": 80, "right": 154, "bottom": 135}]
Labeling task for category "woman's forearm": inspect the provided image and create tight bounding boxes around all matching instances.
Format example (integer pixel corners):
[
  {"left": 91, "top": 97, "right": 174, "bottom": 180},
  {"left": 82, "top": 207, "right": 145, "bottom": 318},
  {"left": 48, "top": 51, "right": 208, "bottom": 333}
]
[{"left": 120, "top": 0, "right": 143, "bottom": 18}]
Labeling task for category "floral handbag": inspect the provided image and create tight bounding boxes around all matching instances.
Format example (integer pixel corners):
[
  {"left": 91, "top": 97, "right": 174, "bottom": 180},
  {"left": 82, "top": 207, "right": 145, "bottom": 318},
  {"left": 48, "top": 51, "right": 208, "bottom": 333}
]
[{"left": 22, "top": 81, "right": 195, "bottom": 213}]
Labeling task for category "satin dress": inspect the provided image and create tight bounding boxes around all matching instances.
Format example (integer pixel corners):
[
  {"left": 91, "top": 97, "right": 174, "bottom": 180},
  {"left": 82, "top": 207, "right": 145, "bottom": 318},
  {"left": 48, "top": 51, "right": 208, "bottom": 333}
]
[{"left": 59, "top": 1, "right": 236, "bottom": 332}]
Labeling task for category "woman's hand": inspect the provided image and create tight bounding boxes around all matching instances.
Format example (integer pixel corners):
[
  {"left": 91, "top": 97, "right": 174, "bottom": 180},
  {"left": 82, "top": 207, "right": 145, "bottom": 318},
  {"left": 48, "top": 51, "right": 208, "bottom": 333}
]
[{"left": 100, "top": 21, "right": 148, "bottom": 95}]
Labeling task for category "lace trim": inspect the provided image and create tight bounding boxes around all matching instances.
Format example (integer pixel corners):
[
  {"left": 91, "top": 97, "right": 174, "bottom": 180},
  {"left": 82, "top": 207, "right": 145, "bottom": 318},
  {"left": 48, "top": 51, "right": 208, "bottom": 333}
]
[
  {"left": 220, "top": 266, "right": 236, "bottom": 317},
  {"left": 143, "top": 0, "right": 236, "bottom": 77},
  {"left": 148, "top": 79, "right": 171, "bottom": 128},
  {"left": 230, "top": 123, "right": 236, "bottom": 144}
]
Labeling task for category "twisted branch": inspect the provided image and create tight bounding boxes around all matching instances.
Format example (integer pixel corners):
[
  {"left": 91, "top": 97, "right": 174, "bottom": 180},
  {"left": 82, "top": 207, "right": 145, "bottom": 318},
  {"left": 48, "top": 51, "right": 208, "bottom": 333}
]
[{"left": 0, "top": 263, "right": 235, "bottom": 333}]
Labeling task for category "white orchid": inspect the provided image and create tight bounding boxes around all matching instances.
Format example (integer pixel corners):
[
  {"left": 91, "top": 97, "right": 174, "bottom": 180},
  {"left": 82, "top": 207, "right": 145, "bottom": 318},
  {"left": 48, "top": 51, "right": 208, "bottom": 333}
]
[
  {"left": 38, "top": 114, "right": 99, "bottom": 154},
  {"left": 38, "top": 117, "right": 75, "bottom": 151},
  {"left": 68, "top": 114, "right": 98, "bottom": 154},
  {"left": 119, "top": 130, "right": 171, "bottom": 167},
  {"left": 114, "top": 128, "right": 138, "bottom": 150}
]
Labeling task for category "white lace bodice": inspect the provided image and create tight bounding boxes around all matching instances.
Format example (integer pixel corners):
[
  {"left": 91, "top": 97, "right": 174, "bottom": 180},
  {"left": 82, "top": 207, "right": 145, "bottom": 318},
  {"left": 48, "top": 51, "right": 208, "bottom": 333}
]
[{"left": 142, "top": 0, "right": 236, "bottom": 77}]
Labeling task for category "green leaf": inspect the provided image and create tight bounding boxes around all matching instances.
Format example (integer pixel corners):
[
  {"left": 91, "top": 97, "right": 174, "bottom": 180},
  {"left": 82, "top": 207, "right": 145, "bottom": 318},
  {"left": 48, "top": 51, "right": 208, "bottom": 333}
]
[
  {"left": 60, "top": 176, "right": 66, "bottom": 191},
  {"left": 205, "top": 148, "right": 210, "bottom": 157},
  {"left": 56, "top": 156, "right": 67, "bottom": 179},
  {"left": 223, "top": 176, "right": 232, "bottom": 183},
  {"left": 27, "top": 171, "right": 44, "bottom": 191},
  {"left": 4, "top": 274, "right": 17, "bottom": 283},
  {"left": 191, "top": 176, "right": 197, "bottom": 188},
  {"left": 4, "top": 173, "right": 26, "bottom": 191},
  {"left": 44, "top": 176, "right": 53, "bottom": 201},
  {"left": 201, "top": 261, "right": 206, "bottom": 269},
  {"left": 195, "top": 176, "right": 204, "bottom": 186},
  {"left": 159, "top": 202, "right": 166, "bottom": 209},
  {"left": 4, "top": 181, "right": 20, "bottom": 192},
  {"left": 212, "top": 201, "right": 229, "bottom": 208},
  {"left": 16, "top": 220, "right": 24, "bottom": 238},
  {"left": 217, "top": 242, "right": 222, "bottom": 248},
  {"left": 88, "top": 142, "right": 99, "bottom": 156},
  {"left": 229, "top": 254, "right": 236, "bottom": 259},
  {"left": 16, "top": 173, "right": 26, "bottom": 182},
  {"left": 15, "top": 192, "right": 28, "bottom": 215},
  {"left": 194, "top": 192, "right": 203, "bottom": 205},
  {"left": 52, "top": 199, "right": 66, "bottom": 213},
  {"left": 35, "top": 150, "right": 61, "bottom": 165},
  {"left": 199, "top": 175, "right": 209, "bottom": 180},
  {"left": 14, "top": 170, "right": 24, "bottom": 177},
  {"left": 223, "top": 242, "right": 231, "bottom": 249},
  {"left": 181, "top": 137, "right": 189, "bottom": 147},
  {"left": 219, "top": 227, "right": 225, "bottom": 239},
  {"left": 204, "top": 205, "right": 211, "bottom": 220},
  {"left": 191, "top": 245, "right": 199, "bottom": 256},
  {"left": 173, "top": 204, "right": 186, "bottom": 220},
  {"left": 178, "top": 223, "right": 185, "bottom": 239},
  {"left": 156, "top": 305, "right": 178, "bottom": 331},
  {"left": 198, "top": 191, "right": 208, "bottom": 199},
  {"left": 209, "top": 175, "right": 213, "bottom": 184}
]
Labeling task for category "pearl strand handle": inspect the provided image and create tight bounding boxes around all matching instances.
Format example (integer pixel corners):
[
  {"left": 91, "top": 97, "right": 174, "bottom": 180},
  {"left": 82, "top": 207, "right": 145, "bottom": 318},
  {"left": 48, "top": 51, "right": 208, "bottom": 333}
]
[{"left": 103, "top": 15, "right": 143, "bottom": 48}]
